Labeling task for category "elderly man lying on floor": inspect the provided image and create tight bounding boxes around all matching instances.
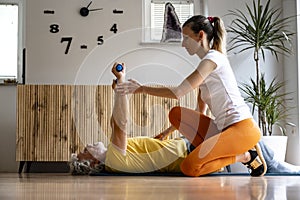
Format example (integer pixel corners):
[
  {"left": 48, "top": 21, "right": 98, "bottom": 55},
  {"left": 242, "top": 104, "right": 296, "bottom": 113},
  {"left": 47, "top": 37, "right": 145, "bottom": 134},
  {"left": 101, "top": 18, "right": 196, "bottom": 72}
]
[
  {"left": 71, "top": 63, "right": 189, "bottom": 175},
  {"left": 70, "top": 64, "right": 300, "bottom": 176}
]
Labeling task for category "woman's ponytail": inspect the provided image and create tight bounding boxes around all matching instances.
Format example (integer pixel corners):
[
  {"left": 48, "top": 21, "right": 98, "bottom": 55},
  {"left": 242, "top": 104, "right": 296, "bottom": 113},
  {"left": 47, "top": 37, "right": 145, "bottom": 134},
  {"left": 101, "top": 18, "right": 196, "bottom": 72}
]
[{"left": 211, "top": 17, "right": 227, "bottom": 54}]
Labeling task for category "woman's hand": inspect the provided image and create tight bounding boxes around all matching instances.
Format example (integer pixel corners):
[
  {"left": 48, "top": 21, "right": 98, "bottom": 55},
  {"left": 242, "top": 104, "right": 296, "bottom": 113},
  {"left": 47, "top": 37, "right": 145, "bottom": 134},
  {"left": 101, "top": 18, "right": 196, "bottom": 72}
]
[{"left": 115, "top": 79, "right": 142, "bottom": 95}]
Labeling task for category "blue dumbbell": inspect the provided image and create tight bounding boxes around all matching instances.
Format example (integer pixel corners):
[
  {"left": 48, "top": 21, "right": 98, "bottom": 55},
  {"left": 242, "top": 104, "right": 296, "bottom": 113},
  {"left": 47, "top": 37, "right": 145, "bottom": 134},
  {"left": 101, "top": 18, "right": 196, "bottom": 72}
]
[{"left": 116, "top": 64, "right": 123, "bottom": 72}]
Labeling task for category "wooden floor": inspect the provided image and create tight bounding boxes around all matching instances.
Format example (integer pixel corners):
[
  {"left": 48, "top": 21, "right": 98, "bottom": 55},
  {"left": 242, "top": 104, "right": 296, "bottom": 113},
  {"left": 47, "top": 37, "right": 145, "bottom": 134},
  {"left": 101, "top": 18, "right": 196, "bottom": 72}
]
[{"left": 0, "top": 173, "right": 300, "bottom": 199}]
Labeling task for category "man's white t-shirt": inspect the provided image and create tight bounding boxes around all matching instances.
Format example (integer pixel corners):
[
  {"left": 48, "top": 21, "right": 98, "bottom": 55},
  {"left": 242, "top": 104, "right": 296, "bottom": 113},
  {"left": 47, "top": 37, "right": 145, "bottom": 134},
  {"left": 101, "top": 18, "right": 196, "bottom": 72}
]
[{"left": 199, "top": 50, "right": 252, "bottom": 130}]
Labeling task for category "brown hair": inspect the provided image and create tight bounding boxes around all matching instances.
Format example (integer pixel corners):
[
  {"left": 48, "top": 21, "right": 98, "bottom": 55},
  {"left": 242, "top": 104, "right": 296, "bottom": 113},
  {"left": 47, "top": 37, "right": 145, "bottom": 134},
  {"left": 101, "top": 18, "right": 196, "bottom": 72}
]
[{"left": 183, "top": 15, "right": 227, "bottom": 54}]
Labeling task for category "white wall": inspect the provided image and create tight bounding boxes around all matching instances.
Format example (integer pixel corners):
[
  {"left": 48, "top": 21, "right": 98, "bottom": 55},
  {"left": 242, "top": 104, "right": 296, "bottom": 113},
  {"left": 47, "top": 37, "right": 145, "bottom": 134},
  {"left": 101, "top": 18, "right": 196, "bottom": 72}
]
[
  {"left": 25, "top": 0, "right": 199, "bottom": 85},
  {"left": 283, "top": 0, "right": 300, "bottom": 165},
  {"left": 0, "top": 0, "right": 299, "bottom": 172},
  {"left": 24, "top": 0, "right": 287, "bottom": 85}
]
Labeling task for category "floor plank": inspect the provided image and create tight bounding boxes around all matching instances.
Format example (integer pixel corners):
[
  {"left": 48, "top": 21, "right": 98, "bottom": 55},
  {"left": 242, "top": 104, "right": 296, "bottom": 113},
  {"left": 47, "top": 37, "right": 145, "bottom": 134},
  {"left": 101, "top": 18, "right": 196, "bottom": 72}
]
[{"left": 0, "top": 173, "right": 300, "bottom": 199}]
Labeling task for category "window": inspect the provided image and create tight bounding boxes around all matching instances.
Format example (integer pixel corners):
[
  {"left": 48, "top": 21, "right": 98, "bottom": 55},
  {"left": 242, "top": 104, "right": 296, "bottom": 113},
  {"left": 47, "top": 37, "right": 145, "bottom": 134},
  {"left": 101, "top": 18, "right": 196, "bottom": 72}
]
[
  {"left": 0, "top": 1, "right": 22, "bottom": 84},
  {"left": 143, "top": 0, "right": 205, "bottom": 43},
  {"left": 151, "top": 1, "right": 193, "bottom": 41}
]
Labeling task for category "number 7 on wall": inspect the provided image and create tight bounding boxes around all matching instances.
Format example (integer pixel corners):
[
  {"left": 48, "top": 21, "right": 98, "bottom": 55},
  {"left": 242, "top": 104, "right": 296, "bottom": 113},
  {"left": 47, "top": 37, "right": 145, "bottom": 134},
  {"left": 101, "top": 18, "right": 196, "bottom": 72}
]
[{"left": 60, "top": 37, "right": 73, "bottom": 54}]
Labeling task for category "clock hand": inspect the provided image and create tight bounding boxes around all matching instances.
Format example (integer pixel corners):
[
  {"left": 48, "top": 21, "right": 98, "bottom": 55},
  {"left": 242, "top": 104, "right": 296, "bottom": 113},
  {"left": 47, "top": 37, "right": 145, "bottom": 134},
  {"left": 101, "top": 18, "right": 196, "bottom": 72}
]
[
  {"left": 89, "top": 8, "right": 103, "bottom": 12},
  {"left": 86, "top": 1, "right": 92, "bottom": 8},
  {"left": 79, "top": 1, "right": 102, "bottom": 17},
  {"left": 79, "top": 1, "right": 92, "bottom": 17}
]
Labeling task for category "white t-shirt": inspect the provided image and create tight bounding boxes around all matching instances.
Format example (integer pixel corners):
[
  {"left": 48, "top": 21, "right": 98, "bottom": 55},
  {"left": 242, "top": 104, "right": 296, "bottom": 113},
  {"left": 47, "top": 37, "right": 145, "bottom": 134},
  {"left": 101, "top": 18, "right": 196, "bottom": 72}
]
[{"left": 199, "top": 50, "right": 252, "bottom": 130}]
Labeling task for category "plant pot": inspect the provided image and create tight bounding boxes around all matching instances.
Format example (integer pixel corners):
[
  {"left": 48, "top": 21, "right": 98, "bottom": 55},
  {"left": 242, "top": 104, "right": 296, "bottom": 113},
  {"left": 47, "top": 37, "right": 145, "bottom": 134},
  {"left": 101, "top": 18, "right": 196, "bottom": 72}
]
[{"left": 262, "top": 136, "right": 288, "bottom": 162}]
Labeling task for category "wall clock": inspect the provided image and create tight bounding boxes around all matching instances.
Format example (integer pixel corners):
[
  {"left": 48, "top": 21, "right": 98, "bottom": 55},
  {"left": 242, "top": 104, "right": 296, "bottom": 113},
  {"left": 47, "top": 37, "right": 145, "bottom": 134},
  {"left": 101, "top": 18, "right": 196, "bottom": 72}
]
[{"left": 43, "top": 1, "right": 124, "bottom": 55}]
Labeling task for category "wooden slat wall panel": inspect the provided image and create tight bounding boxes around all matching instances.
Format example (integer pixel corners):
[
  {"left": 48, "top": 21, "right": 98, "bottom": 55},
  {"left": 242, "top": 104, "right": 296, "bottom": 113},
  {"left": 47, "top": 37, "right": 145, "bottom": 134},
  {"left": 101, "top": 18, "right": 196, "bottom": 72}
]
[{"left": 16, "top": 85, "right": 197, "bottom": 161}]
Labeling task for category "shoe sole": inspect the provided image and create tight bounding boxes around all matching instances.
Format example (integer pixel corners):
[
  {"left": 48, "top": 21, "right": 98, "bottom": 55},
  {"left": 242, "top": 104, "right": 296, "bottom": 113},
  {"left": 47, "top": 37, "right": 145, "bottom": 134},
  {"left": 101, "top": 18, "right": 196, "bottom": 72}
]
[{"left": 254, "top": 143, "right": 267, "bottom": 176}]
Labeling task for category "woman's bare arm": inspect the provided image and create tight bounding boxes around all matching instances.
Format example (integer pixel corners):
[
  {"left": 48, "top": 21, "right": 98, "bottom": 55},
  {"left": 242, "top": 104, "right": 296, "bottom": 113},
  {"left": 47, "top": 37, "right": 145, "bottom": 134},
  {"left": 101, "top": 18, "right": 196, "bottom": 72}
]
[{"left": 116, "top": 59, "right": 216, "bottom": 99}]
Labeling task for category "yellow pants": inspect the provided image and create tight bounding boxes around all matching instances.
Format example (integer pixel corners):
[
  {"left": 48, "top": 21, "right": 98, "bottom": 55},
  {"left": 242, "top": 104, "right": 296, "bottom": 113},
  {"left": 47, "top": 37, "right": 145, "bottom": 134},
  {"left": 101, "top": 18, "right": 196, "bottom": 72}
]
[{"left": 169, "top": 106, "right": 261, "bottom": 177}]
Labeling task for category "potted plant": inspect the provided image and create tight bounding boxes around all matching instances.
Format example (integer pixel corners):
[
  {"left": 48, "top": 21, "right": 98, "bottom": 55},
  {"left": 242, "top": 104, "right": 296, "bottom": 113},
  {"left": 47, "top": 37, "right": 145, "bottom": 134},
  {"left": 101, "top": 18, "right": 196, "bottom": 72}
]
[
  {"left": 239, "top": 74, "right": 295, "bottom": 160},
  {"left": 227, "top": 0, "right": 295, "bottom": 161},
  {"left": 240, "top": 74, "right": 293, "bottom": 136}
]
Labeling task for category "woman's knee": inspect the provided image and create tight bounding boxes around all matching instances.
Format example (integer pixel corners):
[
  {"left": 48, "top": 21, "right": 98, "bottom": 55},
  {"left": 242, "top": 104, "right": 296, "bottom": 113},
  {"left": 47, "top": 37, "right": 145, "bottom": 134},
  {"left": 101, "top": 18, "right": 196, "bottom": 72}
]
[{"left": 180, "top": 157, "right": 201, "bottom": 177}]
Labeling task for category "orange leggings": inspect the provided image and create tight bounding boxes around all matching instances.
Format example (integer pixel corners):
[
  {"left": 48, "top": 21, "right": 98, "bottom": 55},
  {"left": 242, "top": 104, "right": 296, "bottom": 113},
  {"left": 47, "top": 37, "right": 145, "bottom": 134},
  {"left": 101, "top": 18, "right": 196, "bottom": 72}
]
[{"left": 169, "top": 106, "right": 261, "bottom": 177}]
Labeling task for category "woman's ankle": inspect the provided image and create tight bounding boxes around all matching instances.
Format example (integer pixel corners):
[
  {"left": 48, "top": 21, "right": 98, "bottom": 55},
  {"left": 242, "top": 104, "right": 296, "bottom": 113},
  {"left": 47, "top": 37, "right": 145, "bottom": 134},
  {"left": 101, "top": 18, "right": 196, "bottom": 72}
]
[{"left": 236, "top": 151, "right": 250, "bottom": 163}]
